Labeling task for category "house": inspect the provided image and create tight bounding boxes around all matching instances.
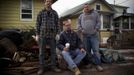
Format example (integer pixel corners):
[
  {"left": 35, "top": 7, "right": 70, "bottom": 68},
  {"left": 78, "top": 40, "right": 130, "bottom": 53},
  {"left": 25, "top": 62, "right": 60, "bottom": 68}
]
[
  {"left": 110, "top": 4, "right": 134, "bottom": 48},
  {"left": 0, "top": 0, "right": 57, "bottom": 30},
  {"left": 113, "top": 13, "right": 134, "bottom": 48},
  {"left": 0, "top": 0, "right": 133, "bottom": 48}
]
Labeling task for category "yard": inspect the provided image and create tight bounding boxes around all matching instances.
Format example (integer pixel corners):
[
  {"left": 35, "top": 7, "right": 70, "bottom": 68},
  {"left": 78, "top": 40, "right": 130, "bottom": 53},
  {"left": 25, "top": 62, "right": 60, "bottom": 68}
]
[{"left": 1, "top": 49, "right": 134, "bottom": 75}]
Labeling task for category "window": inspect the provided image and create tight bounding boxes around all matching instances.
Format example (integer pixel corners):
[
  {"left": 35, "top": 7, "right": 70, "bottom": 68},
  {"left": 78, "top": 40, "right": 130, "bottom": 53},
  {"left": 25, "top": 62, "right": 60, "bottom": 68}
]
[
  {"left": 20, "top": 0, "right": 33, "bottom": 20},
  {"left": 131, "top": 17, "right": 134, "bottom": 29},
  {"left": 103, "top": 15, "right": 111, "bottom": 29},
  {"left": 96, "top": 4, "right": 101, "bottom": 11},
  {"left": 122, "top": 17, "right": 129, "bottom": 29}
]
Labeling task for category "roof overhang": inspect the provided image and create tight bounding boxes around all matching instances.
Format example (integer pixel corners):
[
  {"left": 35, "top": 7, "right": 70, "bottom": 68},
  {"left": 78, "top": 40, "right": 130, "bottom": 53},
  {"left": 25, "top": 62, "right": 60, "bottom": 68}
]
[
  {"left": 62, "top": 0, "right": 116, "bottom": 18},
  {"left": 114, "top": 13, "right": 134, "bottom": 19}
]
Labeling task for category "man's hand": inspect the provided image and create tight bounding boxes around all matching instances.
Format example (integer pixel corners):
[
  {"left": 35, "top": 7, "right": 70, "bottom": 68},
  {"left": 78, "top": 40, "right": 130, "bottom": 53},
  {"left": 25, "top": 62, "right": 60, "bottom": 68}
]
[
  {"left": 63, "top": 47, "right": 69, "bottom": 52},
  {"left": 80, "top": 48, "right": 85, "bottom": 53},
  {"left": 55, "top": 34, "right": 60, "bottom": 41},
  {"left": 94, "top": 29, "right": 99, "bottom": 33},
  {"left": 35, "top": 35, "right": 39, "bottom": 42},
  {"left": 81, "top": 29, "right": 84, "bottom": 34},
  {"left": 32, "top": 35, "right": 38, "bottom": 41}
]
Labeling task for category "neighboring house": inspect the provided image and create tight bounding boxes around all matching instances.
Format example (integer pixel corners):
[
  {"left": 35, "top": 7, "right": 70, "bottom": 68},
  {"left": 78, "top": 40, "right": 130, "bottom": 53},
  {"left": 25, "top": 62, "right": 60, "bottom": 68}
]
[
  {"left": 111, "top": 4, "right": 134, "bottom": 48},
  {"left": 112, "top": 4, "right": 134, "bottom": 31},
  {"left": 0, "top": 0, "right": 57, "bottom": 30},
  {"left": 113, "top": 13, "right": 134, "bottom": 48},
  {"left": 111, "top": 4, "right": 129, "bottom": 18}
]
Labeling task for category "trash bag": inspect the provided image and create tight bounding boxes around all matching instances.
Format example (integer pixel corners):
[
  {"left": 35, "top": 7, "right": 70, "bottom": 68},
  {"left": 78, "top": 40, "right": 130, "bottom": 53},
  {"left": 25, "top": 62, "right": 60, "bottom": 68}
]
[
  {"left": 0, "top": 37, "right": 20, "bottom": 68},
  {"left": 0, "top": 29, "right": 23, "bottom": 47},
  {"left": 100, "top": 49, "right": 125, "bottom": 63},
  {"left": 0, "top": 38, "right": 17, "bottom": 58}
]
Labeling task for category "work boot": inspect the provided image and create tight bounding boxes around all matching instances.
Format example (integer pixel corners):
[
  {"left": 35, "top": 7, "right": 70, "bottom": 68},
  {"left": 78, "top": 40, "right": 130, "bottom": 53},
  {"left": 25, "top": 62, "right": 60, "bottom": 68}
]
[
  {"left": 95, "top": 65, "right": 104, "bottom": 72},
  {"left": 74, "top": 67, "right": 81, "bottom": 75},
  {"left": 37, "top": 65, "right": 47, "bottom": 75},
  {"left": 51, "top": 66, "right": 61, "bottom": 72},
  {"left": 68, "top": 66, "right": 81, "bottom": 75}
]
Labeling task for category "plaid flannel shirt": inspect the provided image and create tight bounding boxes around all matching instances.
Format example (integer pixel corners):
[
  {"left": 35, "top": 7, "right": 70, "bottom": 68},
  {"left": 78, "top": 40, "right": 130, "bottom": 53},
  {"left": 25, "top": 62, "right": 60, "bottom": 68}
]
[{"left": 35, "top": 9, "right": 60, "bottom": 38}]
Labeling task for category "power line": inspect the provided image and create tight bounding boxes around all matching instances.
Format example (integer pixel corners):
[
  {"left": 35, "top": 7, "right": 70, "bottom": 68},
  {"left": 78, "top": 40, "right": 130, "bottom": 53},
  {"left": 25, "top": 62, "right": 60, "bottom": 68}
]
[
  {"left": 114, "top": 0, "right": 115, "bottom": 5},
  {"left": 116, "top": 0, "right": 129, "bottom": 5}
]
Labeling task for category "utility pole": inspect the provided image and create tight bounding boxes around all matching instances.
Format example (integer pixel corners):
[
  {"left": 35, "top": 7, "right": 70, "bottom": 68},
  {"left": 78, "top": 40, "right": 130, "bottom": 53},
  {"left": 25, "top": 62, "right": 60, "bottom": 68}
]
[{"left": 114, "top": 0, "right": 115, "bottom": 5}]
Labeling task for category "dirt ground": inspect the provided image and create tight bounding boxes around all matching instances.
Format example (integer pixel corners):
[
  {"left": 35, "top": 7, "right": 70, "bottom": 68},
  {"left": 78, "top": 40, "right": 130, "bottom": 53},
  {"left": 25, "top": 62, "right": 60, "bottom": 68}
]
[{"left": 1, "top": 49, "right": 134, "bottom": 75}]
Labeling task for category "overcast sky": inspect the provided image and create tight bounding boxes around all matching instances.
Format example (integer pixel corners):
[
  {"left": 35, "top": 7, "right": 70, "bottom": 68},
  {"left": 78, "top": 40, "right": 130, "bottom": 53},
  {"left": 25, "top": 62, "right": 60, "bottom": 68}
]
[{"left": 52, "top": 0, "right": 134, "bottom": 17}]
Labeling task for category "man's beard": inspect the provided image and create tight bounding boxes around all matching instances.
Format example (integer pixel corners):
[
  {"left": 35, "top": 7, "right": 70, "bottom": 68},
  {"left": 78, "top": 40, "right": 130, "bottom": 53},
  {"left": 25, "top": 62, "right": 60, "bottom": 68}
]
[{"left": 67, "top": 28, "right": 71, "bottom": 32}]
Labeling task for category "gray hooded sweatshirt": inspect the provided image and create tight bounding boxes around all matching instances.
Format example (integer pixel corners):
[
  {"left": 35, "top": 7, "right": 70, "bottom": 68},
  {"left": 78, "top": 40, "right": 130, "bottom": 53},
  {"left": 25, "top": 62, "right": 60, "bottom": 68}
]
[{"left": 77, "top": 10, "right": 101, "bottom": 36}]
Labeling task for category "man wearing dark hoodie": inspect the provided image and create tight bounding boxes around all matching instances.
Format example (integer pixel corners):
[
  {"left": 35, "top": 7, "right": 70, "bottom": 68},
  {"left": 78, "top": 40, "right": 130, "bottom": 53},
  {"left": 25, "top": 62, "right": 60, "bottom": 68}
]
[{"left": 77, "top": 3, "right": 103, "bottom": 71}]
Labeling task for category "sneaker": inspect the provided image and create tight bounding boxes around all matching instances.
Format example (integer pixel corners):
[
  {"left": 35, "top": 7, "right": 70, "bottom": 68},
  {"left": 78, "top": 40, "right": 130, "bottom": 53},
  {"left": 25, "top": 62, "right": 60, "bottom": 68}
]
[
  {"left": 37, "top": 69, "right": 44, "bottom": 75},
  {"left": 95, "top": 65, "right": 104, "bottom": 72},
  {"left": 68, "top": 66, "right": 81, "bottom": 75},
  {"left": 51, "top": 66, "right": 61, "bottom": 72}
]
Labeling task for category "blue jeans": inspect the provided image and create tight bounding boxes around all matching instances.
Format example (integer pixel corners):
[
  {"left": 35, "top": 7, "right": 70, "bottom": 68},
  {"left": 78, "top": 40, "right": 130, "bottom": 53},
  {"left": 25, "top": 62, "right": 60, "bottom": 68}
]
[
  {"left": 61, "top": 49, "right": 86, "bottom": 69},
  {"left": 83, "top": 33, "right": 101, "bottom": 65},
  {"left": 39, "top": 37, "right": 56, "bottom": 66}
]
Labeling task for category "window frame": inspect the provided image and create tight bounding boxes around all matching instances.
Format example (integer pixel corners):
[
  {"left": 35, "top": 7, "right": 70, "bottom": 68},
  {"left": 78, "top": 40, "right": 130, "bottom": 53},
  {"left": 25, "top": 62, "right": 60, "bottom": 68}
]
[
  {"left": 130, "top": 17, "right": 134, "bottom": 30},
  {"left": 102, "top": 14, "right": 112, "bottom": 30},
  {"left": 95, "top": 3, "right": 101, "bottom": 11},
  {"left": 122, "top": 16, "right": 129, "bottom": 30},
  {"left": 20, "top": 0, "right": 33, "bottom": 21}
]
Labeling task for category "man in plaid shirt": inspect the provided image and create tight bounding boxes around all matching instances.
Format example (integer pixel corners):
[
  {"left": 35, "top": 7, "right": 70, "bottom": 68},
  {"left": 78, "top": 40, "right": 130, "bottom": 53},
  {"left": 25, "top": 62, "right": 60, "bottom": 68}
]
[{"left": 35, "top": 0, "right": 61, "bottom": 75}]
